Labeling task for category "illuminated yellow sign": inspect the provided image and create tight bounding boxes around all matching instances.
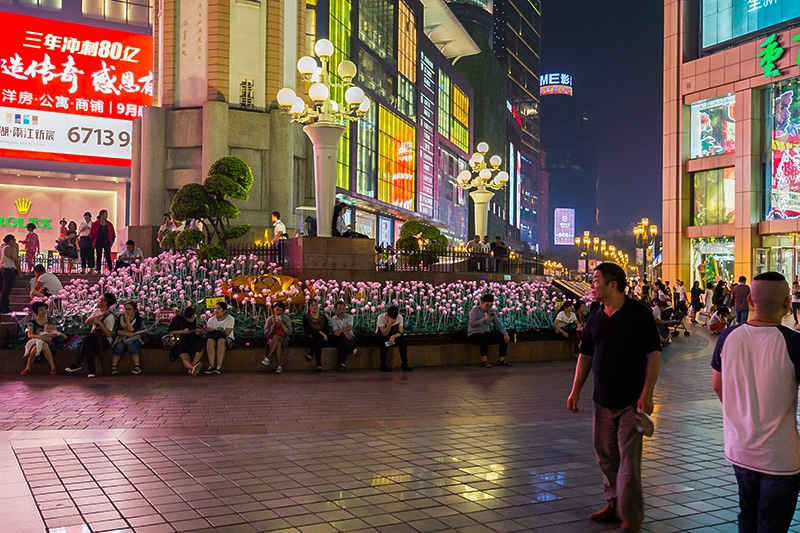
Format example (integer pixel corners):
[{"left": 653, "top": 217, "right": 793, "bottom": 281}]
[{"left": 14, "top": 197, "right": 31, "bottom": 215}]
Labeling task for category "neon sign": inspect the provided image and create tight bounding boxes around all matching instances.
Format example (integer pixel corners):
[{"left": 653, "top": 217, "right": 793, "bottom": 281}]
[{"left": 540, "top": 73, "right": 573, "bottom": 97}]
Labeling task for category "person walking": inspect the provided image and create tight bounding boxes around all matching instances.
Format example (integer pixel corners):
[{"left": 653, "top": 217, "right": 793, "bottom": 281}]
[
  {"left": 731, "top": 275, "right": 751, "bottom": 324},
  {"left": 567, "top": 263, "right": 661, "bottom": 533},
  {"left": 0, "top": 235, "right": 20, "bottom": 313},
  {"left": 77, "top": 212, "right": 94, "bottom": 274},
  {"left": 792, "top": 281, "right": 800, "bottom": 324},
  {"left": 90, "top": 210, "right": 115, "bottom": 274},
  {"left": 711, "top": 272, "right": 800, "bottom": 533},
  {"left": 272, "top": 211, "right": 287, "bottom": 241},
  {"left": 689, "top": 280, "right": 703, "bottom": 323},
  {"left": 703, "top": 281, "right": 715, "bottom": 327},
  {"left": 19, "top": 223, "right": 40, "bottom": 273}
]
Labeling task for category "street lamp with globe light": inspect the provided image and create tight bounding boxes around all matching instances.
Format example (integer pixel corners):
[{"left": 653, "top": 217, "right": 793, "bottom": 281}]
[
  {"left": 276, "top": 39, "right": 371, "bottom": 237},
  {"left": 455, "top": 142, "right": 509, "bottom": 239}
]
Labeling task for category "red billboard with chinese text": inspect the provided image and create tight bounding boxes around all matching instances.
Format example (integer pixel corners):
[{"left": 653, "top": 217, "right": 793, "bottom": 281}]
[{"left": 0, "top": 12, "right": 152, "bottom": 166}]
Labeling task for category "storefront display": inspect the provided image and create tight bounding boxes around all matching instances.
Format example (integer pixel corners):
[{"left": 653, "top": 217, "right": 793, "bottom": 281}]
[
  {"left": 689, "top": 95, "right": 735, "bottom": 159},
  {"left": 691, "top": 237, "right": 735, "bottom": 286},
  {"left": 693, "top": 167, "right": 735, "bottom": 225},
  {"left": 766, "top": 77, "right": 800, "bottom": 220}
]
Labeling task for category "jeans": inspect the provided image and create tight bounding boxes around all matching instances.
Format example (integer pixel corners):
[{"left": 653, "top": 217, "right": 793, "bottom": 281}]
[
  {"left": 736, "top": 309, "right": 749, "bottom": 324},
  {"left": 468, "top": 331, "right": 508, "bottom": 358},
  {"left": 377, "top": 334, "right": 408, "bottom": 368},
  {"left": 0, "top": 267, "right": 17, "bottom": 311},
  {"left": 733, "top": 465, "right": 800, "bottom": 533},
  {"left": 593, "top": 404, "right": 644, "bottom": 523},
  {"left": 113, "top": 339, "right": 141, "bottom": 357}
]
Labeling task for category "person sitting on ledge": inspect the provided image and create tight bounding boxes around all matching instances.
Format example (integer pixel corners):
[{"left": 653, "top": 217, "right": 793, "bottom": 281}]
[
  {"left": 376, "top": 305, "right": 412, "bottom": 372},
  {"left": 468, "top": 293, "right": 511, "bottom": 368},
  {"left": 262, "top": 301, "right": 292, "bottom": 374},
  {"left": 30, "top": 264, "right": 63, "bottom": 300},
  {"left": 65, "top": 292, "right": 117, "bottom": 378},
  {"left": 167, "top": 306, "right": 205, "bottom": 375},
  {"left": 330, "top": 300, "right": 358, "bottom": 370},
  {"left": 303, "top": 300, "right": 331, "bottom": 371},
  {"left": 114, "top": 240, "right": 144, "bottom": 271}
]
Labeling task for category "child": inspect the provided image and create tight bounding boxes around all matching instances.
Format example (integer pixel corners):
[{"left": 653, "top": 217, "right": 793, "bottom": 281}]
[
  {"left": 56, "top": 219, "right": 68, "bottom": 273},
  {"left": 19, "top": 223, "right": 40, "bottom": 273},
  {"left": 23, "top": 323, "right": 66, "bottom": 369},
  {"left": 709, "top": 305, "right": 733, "bottom": 334}
]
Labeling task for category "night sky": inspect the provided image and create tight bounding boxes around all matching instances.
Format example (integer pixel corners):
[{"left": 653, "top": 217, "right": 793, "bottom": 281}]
[{"left": 541, "top": 0, "right": 664, "bottom": 235}]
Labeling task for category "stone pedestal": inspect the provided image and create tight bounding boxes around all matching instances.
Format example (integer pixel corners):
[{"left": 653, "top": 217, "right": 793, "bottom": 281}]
[
  {"left": 281, "top": 237, "right": 376, "bottom": 281},
  {"left": 470, "top": 188, "right": 495, "bottom": 238}
]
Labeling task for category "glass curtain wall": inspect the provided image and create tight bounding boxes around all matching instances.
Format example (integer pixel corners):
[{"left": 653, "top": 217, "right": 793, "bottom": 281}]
[
  {"left": 378, "top": 105, "right": 416, "bottom": 211},
  {"left": 330, "top": 0, "right": 352, "bottom": 189}
]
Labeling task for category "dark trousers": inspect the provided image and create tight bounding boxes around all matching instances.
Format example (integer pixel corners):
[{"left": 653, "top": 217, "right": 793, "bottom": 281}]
[
  {"left": 74, "top": 333, "right": 109, "bottom": 374},
  {"left": 95, "top": 239, "right": 112, "bottom": 272},
  {"left": 335, "top": 334, "right": 356, "bottom": 365},
  {"left": 733, "top": 465, "right": 800, "bottom": 533},
  {"left": 114, "top": 259, "right": 134, "bottom": 271},
  {"left": 377, "top": 334, "right": 408, "bottom": 368},
  {"left": 792, "top": 302, "right": 800, "bottom": 323},
  {"left": 307, "top": 332, "right": 326, "bottom": 366},
  {"left": 468, "top": 331, "right": 508, "bottom": 358},
  {"left": 0, "top": 267, "right": 17, "bottom": 311},
  {"left": 79, "top": 236, "right": 94, "bottom": 270}
]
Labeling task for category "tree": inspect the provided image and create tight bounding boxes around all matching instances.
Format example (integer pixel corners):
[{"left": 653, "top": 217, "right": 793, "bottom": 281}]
[
  {"left": 169, "top": 156, "right": 254, "bottom": 258},
  {"left": 395, "top": 219, "right": 449, "bottom": 267}
]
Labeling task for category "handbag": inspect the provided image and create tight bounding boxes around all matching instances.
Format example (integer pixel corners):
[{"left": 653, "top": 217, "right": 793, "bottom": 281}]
[
  {"left": 161, "top": 333, "right": 180, "bottom": 349},
  {"left": 66, "top": 334, "right": 85, "bottom": 350},
  {"left": 206, "top": 329, "right": 227, "bottom": 340}
]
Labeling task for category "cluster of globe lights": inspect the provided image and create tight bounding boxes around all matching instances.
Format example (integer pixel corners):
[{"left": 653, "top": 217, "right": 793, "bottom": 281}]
[
  {"left": 276, "top": 39, "right": 371, "bottom": 123},
  {"left": 456, "top": 142, "right": 510, "bottom": 190}
]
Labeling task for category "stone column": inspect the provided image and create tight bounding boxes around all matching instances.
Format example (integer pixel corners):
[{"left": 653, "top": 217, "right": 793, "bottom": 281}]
[
  {"left": 304, "top": 123, "right": 345, "bottom": 238},
  {"left": 270, "top": 109, "right": 295, "bottom": 233},
  {"left": 202, "top": 100, "right": 229, "bottom": 178},
  {"left": 470, "top": 189, "right": 495, "bottom": 239},
  {"left": 129, "top": 118, "right": 142, "bottom": 226},
  {"left": 140, "top": 106, "right": 166, "bottom": 227}
]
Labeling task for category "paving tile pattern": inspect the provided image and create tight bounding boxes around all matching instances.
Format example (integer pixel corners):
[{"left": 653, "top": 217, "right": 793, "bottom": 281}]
[{"left": 8, "top": 323, "right": 800, "bottom": 532}]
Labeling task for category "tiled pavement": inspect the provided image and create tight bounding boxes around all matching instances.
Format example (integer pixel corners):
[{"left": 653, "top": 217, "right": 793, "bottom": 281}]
[{"left": 2, "top": 321, "right": 798, "bottom": 533}]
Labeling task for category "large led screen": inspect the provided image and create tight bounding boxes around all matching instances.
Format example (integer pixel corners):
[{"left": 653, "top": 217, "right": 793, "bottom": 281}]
[
  {"left": 766, "top": 77, "right": 800, "bottom": 220},
  {"left": 0, "top": 12, "right": 153, "bottom": 166},
  {"left": 693, "top": 167, "right": 735, "bottom": 225},
  {"left": 690, "top": 95, "right": 736, "bottom": 159},
  {"left": 702, "top": 0, "right": 800, "bottom": 50},
  {"left": 554, "top": 208, "right": 575, "bottom": 245}
]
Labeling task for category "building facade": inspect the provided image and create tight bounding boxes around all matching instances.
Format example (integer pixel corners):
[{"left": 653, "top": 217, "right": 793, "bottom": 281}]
[{"left": 663, "top": 0, "right": 800, "bottom": 285}]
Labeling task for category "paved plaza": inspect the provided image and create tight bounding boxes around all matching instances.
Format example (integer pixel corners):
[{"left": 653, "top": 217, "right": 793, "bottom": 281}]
[{"left": 0, "top": 322, "right": 795, "bottom": 533}]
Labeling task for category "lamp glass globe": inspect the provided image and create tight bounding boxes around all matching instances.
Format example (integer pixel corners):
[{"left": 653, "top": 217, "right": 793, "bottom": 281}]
[
  {"left": 489, "top": 155, "right": 502, "bottom": 167},
  {"left": 276, "top": 88, "right": 297, "bottom": 107},
  {"left": 290, "top": 98, "right": 305, "bottom": 114},
  {"left": 308, "top": 82, "right": 329, "bottom": 102},
  {"left": 457, "top": 170, "right": 471, "bottom": 182},
  {"left": 496, "top": 171, "right": 509, "bottom": 182},
  {"left": 315, "top": 39, "right": 335, "bottom": 57},
  {"left": 338, "top": 60, "right": 357, "bottom": 80},
  {"left": 479, "top": 169, "right": 491, "bottom": 179},
  {"left": 471, "top": 152, "right": 484, "bottom": 165},
  {"left": 476, "top": 142, "right": 489, "bottom": 153},
  {"left": 345, "top": 86, "right": 365, "bottom": 105},
  {"left": 297, "top": 56, "right": 317, "bottom": 75},
  {"left": 359, "top": 98, "right": 371, "bottom": 112}
]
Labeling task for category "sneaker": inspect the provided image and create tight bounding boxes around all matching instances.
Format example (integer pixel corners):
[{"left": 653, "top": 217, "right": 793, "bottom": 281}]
[
  {"left": 316, "top": 365, "right": 323, "bottom": 371},
  {"left": 87, "top": 373, "right": 96, "bottom": 378},
  {"left": 191, "top": 362, "right": 202, "bottom": 376},
  {"left": 212, "top": 367, "right": 221, "bottom": 375},
  {"left": 203, "top": 366, "right": 215, "bottom": 374},
  {"left": 305, "top": 353, "right": 313, "bottom": 362},
  {"left": 65, "top": 363, "right": 81, "bottom": 373},
  {"left": 275, "top": 365, "right": 282, "bottom": 374},
  {"left": 353, "top": 349, "right": 359, "bottom": 358},
  {"left": 401, "top": 364, "right": 413, "bottom": 372},
  {"left": 261, "top": 356, "right": 270, "bottom": 366},
  {"left": 338, "top": 363, "right": 346, "bottom": 371}
]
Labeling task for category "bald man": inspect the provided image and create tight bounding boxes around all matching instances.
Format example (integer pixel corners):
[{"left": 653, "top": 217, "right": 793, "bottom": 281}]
[{"left": 711, "top": 272, "right": 800, "bottom": 533}]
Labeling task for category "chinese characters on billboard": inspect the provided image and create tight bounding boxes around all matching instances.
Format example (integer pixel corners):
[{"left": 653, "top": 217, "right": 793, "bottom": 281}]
[
  {"left": 690, "top": 95, "right": 736, "bottom": 159},
  {"left": 766, "top": 78, "right": 800, "bottom": 220},
  {"left": 554, "top": 208, "right": 575, "bottom": 245},
  {"left": 0, "top": 12, "right": 153, "bottom": 166},
  {"left": 702, "top": 0, "right": 800, "bottom": 50},
  {"left": 540, "top": 73, "right": 573, "bottom": 97}
]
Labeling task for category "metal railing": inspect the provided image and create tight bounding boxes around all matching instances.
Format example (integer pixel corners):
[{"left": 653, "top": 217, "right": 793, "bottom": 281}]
[
  {"left": 18, "top": 250, "right": 117, "bottom": 274},
  {"left": 226, "top": 242, "right": 283, "bottom": 267},
  {"left": 375, "top": 246, "right": 543, "bottom": 275}
]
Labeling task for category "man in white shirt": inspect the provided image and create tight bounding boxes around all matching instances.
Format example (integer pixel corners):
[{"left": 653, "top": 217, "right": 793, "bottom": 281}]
[
  {"left": 115, "top": 240, "right": 144, "bottom": 270},
  {"left": 272, "top": 211, "right": 287, "bottom": 241},
  {"left": 375, "top": 306, "right": 412, "bottom": 372},
  {"left": 466, "top": 235, "right": 482, "bottom": 271},
  {"left": 711, "top": 272, "right": 800, "bottom": 533},
  {"left": 30, "top": 265, "right": 63, "bottom": 299}
]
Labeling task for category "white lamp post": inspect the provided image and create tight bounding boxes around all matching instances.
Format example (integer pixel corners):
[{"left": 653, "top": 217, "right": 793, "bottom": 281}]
[
  {"left": 276, "top": 39, "right": 371, "bottom": 237},
  {"left": 455, "top": 142, "right": 509, "bottom": 239}
]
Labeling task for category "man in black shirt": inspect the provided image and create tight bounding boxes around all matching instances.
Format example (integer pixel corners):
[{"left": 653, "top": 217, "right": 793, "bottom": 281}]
[{"left": 567, "top": 263, "right": 661, "bottom": 532}]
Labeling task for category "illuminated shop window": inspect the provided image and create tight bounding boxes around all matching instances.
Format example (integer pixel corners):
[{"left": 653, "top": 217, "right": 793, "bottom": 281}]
[
  {"left": 358, "top": 49, "right": 395, "bottom": 102},
  {"left": 377, "top": 105, "right": 415, "bottom": 211},
  {"left": 358, "top": 0, "right": 395, "bottom": 65},
  {"left": 398, "top": 0, "right": 416, "bottom": 83},
  {"left": 356, "top": 104, "right": 378, "bottom": 198},
  {"left": 689, "top": 94, "right": 735, "bottom": 159},
  {"left": 692, "top": 167, "right": 734, "bottom": 226},
  {"left": 766, "top": 77, "right": 800, "bottom": 221},
  {"left": 438, "top": 71, "right": 450, "bottom": 138},
  {"left": 330, "top": 0, "right": 352, "bottom": 189},
  {"left": 82, "top": 0, "right": 153, "bottom": 26},
  {"left": 19, "top": 0, "right": 61, "bottom": 9},
  {"left": 397, "top": 76, "right": 416, "bottom": 120},
  {"left": 450, "top": 121, "right": 469, "bottom": 153}
]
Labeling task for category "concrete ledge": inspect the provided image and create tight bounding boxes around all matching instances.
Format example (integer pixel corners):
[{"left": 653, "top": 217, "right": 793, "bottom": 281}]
[{"left": 0, "top": 340, "right": 574, "bottom": 374}]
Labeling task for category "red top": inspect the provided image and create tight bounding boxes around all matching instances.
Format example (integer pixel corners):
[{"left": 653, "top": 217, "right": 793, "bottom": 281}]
[{"left": 89, "top": 220, "right": 116, "bottom": 246}]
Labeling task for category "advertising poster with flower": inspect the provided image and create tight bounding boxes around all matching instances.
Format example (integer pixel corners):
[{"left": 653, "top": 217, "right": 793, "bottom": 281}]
[
  {"left": 690, "top": 95, "right": 736, "bottom": 159},
  {"left": 767, "top": 78, "right": 800, "bottom": 220}
]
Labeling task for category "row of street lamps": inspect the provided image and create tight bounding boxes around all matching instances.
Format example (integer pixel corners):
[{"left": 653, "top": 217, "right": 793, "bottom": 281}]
[{"left": 572, "top": 218, "right": 659, "bottom": 280}]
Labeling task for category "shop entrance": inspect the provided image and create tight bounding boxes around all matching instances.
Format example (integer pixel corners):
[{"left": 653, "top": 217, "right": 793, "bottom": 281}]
[{"left": 754, "top": 247, "right": 800, "bottom": 282}]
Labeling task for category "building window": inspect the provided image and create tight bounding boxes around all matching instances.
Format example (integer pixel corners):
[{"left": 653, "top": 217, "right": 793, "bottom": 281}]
[
  {"left": 766, "top": 77, "right": 800, "bottom": 221},
  {"left": 452, "top": 85, "right": 469, "bottom": 127},
  {"left": 692, "top": 167, "right": 735, "bottom": 226},
  {"left": 397, "top": 0, "right": 416, "bottom": 83},
  {"left": 19, "top": 0, "right": 61, "bottom": 9},
  {"left": 358, "top": 0, "right": 394, "bottom": 64},
  {"left": 358, "top": 49, "right": 395, "bottom": 102},
  {"left": 238, "top": 78, "right": 255, "bottom": 109},
  {"left": 329, "top": 0, "right": 352, "bottom": 189},
  {"left": 305, "top": 0, "right": 317, "bottom": 56},
  {"left": 397, "top": 75, "right": 416, "bottom": 120},
  {"left": 689, "top": 94, "right": 735, "bottom": 159},
  {"left": 356, "top": 104, "right": 377, "bottom": 198},
  {"left": 377, "top": 105, "right": 415, "bottom": 210},
  {"left": 82, "top": 0, "right": 153, "bottom": 26},
  {"left": 438, "top": 70, "right": 450, "bottom": 139}
]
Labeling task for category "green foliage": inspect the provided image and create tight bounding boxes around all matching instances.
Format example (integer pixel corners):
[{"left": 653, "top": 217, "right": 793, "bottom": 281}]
[
  {"left": 395, "top": 219, "right": 449, "bottom": 267},
  {"left": 169, "top": 156, "right": 254, "bottom": 249},
  {"left": 175, "top": 228, "right": 205, "bottom": 248},
  {"left": 196, "top": 243, "right": 228, "bottom": 262},
  {"left": 159, "top": 231, "right": 178, "bottom": 250},
  {"left": 222, "top": 225, "right": 251, "bottom": 242}
]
